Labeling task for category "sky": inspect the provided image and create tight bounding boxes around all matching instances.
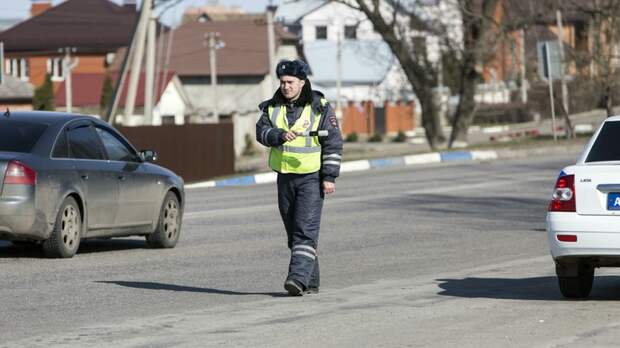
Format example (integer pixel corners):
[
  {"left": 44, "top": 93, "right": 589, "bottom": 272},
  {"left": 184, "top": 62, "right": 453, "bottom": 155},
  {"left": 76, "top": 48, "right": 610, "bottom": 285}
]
[{"left": 0, "top": 0, "right": 285, "bottom": 26}]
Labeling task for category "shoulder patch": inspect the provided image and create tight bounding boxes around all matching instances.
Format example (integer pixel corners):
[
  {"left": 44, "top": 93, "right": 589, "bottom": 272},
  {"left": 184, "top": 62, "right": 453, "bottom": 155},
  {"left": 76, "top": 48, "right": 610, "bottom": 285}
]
[{"left": 329, "top": 114, "right": 339, "bottom": 128}]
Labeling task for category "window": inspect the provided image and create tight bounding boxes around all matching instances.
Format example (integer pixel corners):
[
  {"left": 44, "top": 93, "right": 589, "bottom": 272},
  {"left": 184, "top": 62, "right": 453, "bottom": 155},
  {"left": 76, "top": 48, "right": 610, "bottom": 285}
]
[
  {"left": 161, "top": 115, "right": 175, "bottom": 125},
  {"left": 0, "top": 120, "right": 47, "bottom": 153},
  {"left": 52, "top": 131, "right": 69, "bottom": 158},
  {"left": 316, "top": 26, "right": 327, "bottom": 40},
  {"left": 5, "top": 58, "right": 29, "bottom": 81},
  {"left": 95, "top": 127, "right": 139, "bottom": 162},
  {"left": 344, "top": 25, "right": 357, "bottom": 40},
  {"left": 47, "top": 57, "right": 64, "bottom": 81},
  {"left": 67, "top": 125, "right": 104, "bottom": 160},
  {"left": 586, "top": 122, "right": 620, "bottom": 162}
]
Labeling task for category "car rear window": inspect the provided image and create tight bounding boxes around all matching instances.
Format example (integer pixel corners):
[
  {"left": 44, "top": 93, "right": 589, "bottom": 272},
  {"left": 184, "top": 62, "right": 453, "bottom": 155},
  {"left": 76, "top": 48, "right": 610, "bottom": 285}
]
[
  {"left": 586, "top": 121, "right": 620, "bottom": 162},
  {"left": 0, "top": 121, "right": 48, "bottom": 153}
]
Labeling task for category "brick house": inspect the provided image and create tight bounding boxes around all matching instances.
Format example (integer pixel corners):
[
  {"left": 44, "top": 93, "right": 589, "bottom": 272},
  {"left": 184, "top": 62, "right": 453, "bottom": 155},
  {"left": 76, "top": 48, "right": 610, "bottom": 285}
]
[{"left": 0, "top": 0, "right": 139, "bottom": 113}]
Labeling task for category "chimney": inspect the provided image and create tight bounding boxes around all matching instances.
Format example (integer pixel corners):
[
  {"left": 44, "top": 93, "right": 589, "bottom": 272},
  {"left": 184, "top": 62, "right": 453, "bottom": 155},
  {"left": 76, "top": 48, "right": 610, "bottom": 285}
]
[
  {"left": 123, "top": 0, "right": 137, "bottom": 11},
  {"left": 31, "top": 0, "right": 52, "bottom": 17}
]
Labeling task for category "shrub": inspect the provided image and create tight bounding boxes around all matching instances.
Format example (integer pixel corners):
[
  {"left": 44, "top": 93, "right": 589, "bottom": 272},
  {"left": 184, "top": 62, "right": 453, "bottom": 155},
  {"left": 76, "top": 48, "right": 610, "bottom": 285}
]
[
  {"left": 393, "top": 131, "right": 407, "bottom": 142},
  {"left": 33, "top": 74, "right": 55, "bottom": 111},
  {"left": 368, "top": 133, "right": 383, "bottom": 142},
  {"left": 345, "top": 132, "right": 358, "bottom": 142},
  {"left": 100, "top": 74, "right": 113, "bottom": 111},
  {"left": 242, "top": 133, "right": 258, "bottom": 156}
]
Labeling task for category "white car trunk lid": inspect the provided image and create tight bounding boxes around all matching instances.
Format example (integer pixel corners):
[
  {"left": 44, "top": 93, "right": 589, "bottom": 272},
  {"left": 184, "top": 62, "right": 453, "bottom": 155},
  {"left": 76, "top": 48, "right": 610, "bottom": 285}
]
[{"left": 575, "top": 165, "right": 620, "bottom": 215}]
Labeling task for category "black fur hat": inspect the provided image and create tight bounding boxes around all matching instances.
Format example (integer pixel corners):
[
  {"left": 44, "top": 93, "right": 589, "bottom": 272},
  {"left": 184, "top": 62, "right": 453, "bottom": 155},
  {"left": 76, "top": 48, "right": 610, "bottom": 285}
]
[{"left": 276, "top": 59, "right": 309, "bottom": 80}]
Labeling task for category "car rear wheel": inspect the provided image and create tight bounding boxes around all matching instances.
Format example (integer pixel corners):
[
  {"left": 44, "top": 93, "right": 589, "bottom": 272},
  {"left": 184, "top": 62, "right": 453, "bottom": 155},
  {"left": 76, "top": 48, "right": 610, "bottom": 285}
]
[
  {"left": 146, "top": 192, "right": 181, "bottom": 248},
  {"left": 42, "top": 196, "right": 82, "bottom": 258},
  {"left": 556, "top": 262, "right": 594, "bottom": 299}
]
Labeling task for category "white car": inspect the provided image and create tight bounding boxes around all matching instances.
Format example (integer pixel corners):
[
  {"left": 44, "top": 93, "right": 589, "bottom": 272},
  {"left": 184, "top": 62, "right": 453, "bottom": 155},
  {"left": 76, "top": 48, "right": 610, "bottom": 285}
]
[{"left": 547, "top": 116, "right": 620, "bottom": 298}]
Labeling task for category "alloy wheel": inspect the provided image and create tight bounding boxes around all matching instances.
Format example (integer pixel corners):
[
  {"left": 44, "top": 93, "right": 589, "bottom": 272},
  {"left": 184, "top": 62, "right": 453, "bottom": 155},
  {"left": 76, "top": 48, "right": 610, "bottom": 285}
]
[
  {"left": 60, "top": 205, "right": 80, "bottom": 250},
  {"left": 163, "top": 199, "right": 179, "bottom": 241}
]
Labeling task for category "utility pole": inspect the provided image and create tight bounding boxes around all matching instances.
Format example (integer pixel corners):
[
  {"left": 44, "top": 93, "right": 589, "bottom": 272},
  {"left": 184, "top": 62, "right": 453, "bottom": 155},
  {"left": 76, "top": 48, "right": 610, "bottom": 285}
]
[
  {"left": 0, "top": 42, "right": 4, "bottom": 85},
  {"left": 106, "top": 0, "right": 146, "bottom": 124},
  {"left": 144, "top": 12, "right": 157, "bottom": 124},
  {"left": 545, "top": 42, "right": 557, "bottom": 141},
  {"left": 205, "top": 32, "right": 224, "bottom": 122},
  {"left": 520, "top": 29, "right": 527, "bottom": 103},
  {"left": 61, "top": 47, "right": 78, "bottom": 113},
  {"left": 154, "top": 16, "right": 165, "bottom": 105},
  {"left": 556, "top": 10, "right": 569, "bottom": 114},
  {"left": 124, "top": 0, "right": 152, "bottom": 125},
  {"left": 159, "top": 24, "right": 174, "bottom": 98},
  {"left": 267, "top": 5, "right": 278, "bottom": 93},
  {"left": 336, "top": 28, "right": 342, "bottom": 123}
]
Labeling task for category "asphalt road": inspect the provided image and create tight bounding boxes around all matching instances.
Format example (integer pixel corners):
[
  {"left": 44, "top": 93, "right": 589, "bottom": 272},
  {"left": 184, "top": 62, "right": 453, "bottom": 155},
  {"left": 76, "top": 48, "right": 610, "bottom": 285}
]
[{"left": 5, "top": 150, "right": 620, "bottom": 347}]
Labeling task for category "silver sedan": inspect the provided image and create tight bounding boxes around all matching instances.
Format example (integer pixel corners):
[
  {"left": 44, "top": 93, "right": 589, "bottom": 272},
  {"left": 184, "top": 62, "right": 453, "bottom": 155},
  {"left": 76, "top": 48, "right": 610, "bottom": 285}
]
[{"left": 0, "top": 111, "right": 184, "bottom": 258}]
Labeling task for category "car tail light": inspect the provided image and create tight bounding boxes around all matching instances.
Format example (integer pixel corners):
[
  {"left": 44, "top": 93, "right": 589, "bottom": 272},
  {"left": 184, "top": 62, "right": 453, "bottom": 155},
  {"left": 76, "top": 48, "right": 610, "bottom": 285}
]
[
  {"left": 4, "top": 161, "right": 37, "bottom": 186},
  {"left": 548, "top": 174, "right": 575, "bottom": 212}
]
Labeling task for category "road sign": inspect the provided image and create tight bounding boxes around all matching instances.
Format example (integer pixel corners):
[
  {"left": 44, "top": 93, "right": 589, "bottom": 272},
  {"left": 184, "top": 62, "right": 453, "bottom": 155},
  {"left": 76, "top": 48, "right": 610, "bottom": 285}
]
[{"left": 537, "top": 41, "right": 562, "bottom": 80}]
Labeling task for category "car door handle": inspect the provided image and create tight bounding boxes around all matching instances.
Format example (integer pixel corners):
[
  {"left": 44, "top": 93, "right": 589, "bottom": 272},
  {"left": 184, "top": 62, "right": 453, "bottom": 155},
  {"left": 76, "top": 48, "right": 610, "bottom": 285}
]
[
  {"left": 118, "top": 175, "right": 126, "bottom": 181},
  {"left": 80, "top": 174, "right": 88, "bottom": 180}
]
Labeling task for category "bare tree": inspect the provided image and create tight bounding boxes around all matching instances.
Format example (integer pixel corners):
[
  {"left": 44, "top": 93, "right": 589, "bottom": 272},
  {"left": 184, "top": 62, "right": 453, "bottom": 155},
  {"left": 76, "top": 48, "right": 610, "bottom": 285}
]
[
  {"left": 447, "top": 0, "right": 505, "bottom": 146},
  {"left": 331, "top": 0, "right": 523, "bottom": 148},
  {"left": 323, "top": 0, "right": 542, "bottom": 147},
  {"left": 332, "top": 0, "right": 446, "bottom": 149},
  {"left": 567, "top": 0, "right": 620, "bottom": 117}
]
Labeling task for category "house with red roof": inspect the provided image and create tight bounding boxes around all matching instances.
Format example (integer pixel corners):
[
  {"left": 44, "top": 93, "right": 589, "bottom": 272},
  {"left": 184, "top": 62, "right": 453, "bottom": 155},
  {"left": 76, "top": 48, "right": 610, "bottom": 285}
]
[
  {"left": 157, "top": 17, "right": 298, "bottom": 155},
  {"left": 0, "top": 0, "right": 141, "bottom": 115}
]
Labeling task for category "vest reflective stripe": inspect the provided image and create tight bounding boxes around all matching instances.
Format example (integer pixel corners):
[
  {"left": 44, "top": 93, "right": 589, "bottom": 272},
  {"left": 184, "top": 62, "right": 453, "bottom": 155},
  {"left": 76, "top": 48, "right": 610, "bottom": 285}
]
[
  {"left": 276, "top": 145, "right": 322, "bottom": 153},
  {"left": 307, "top": 109, "right": 317, "bottom": 147},
  {"left": 268, "top": 101, "right": 324, "bottom": 174},
  {"left": 271, "top": 106, "right": 280, "bottom": 126}
]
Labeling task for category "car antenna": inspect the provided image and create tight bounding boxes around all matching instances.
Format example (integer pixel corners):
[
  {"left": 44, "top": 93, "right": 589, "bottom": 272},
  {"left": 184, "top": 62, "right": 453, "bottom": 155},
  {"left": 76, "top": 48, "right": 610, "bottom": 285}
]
[{"left": 3, "top": 108, "right": 9, "bottom": 118}]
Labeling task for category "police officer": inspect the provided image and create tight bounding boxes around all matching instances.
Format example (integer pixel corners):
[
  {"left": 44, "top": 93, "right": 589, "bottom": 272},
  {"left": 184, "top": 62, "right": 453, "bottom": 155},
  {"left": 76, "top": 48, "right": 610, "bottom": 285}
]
[{"left": 256, "top": 59, "right": 343, "bottom": 296}]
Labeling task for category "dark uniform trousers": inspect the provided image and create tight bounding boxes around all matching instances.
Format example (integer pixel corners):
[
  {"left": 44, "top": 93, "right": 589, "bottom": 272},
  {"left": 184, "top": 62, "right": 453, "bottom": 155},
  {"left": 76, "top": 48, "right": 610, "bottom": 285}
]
[{"left": 277, "top": 171, "right": 323, "bottom": 289}]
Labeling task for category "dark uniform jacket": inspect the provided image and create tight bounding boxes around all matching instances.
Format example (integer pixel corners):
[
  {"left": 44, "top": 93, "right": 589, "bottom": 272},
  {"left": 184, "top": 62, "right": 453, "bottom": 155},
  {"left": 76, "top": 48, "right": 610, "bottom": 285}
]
[{"left": 256, "top": 82, "right": 343, "bottom": 182}]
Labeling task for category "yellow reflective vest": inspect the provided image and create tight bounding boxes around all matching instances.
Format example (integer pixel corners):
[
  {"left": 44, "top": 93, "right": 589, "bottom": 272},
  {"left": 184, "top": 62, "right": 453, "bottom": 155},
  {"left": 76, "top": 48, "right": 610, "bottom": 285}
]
[{"left": 268, "top": 100, "right": 326, "bottom": 174}]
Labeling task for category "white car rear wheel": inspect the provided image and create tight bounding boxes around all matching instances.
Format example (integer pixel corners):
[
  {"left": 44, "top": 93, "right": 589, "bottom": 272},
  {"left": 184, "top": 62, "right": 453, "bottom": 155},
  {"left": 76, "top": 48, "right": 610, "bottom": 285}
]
[{"left": 556, "top": 262, "right": 594, "bottom": 299}]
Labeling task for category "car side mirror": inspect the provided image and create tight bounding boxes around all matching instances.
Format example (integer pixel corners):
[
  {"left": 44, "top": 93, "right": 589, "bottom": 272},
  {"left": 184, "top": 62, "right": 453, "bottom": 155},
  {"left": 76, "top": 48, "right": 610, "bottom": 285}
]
[{"left": 140, "top": 149, "right": 157, "bottom": 162}]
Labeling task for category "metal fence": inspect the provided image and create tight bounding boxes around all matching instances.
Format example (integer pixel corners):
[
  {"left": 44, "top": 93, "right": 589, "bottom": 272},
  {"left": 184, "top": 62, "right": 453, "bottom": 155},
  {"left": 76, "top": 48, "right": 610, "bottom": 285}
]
[
  {"left": 117, "top": 124, "right": 235, "bottom": 183},
  {"left": 341, "top": 101, "right": 416, "bottom": 136}
]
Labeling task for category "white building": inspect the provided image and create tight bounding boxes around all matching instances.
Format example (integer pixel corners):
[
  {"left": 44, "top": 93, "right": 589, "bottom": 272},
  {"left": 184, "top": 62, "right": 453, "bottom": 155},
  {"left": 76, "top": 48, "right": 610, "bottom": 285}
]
[{"left": 277, "top": 0, "right": 463, "bottom": 105}]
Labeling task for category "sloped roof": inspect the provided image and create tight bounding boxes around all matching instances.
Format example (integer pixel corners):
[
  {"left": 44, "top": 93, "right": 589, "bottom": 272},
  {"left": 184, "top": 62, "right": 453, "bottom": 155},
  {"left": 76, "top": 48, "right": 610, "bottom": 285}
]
[
  {"left": 55, "top": 72, "right": 174, "bottom": 107},
  {"left": 275, "top": 0, "right": 326, "bottom": 23},
  {"left": 165, "top": 18, "right": 297, "bottom": 77},
  {"left": 502, "top": 0, "right": 590, "bottom": 25},
  {"left": 0, "top": 18, "right": 21, "bottom": 32},
  {"left": 0, "top": 75, "right": 34, "bottom": 101},
  {"left": 304, "top": 40, "right": 394, "bottom": 85},
  {"left": 0, "top": 0, "right": 138, "bottom": 54}
]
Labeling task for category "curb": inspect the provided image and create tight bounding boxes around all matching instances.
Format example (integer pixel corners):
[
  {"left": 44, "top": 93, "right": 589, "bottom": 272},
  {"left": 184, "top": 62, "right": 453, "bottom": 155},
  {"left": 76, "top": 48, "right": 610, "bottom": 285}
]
[{"left": 185, "top": 150, "right": 499, "bottom": 190}]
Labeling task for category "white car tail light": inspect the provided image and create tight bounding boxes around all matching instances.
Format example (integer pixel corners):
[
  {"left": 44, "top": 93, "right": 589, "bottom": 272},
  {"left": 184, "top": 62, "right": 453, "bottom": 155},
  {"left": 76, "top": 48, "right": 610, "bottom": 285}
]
[
  {"left": 4, "top": 160, "right": 37, "bottom": 186},
  {"left": 548, "top": 174, "right": 576, "bottom": 212}
]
